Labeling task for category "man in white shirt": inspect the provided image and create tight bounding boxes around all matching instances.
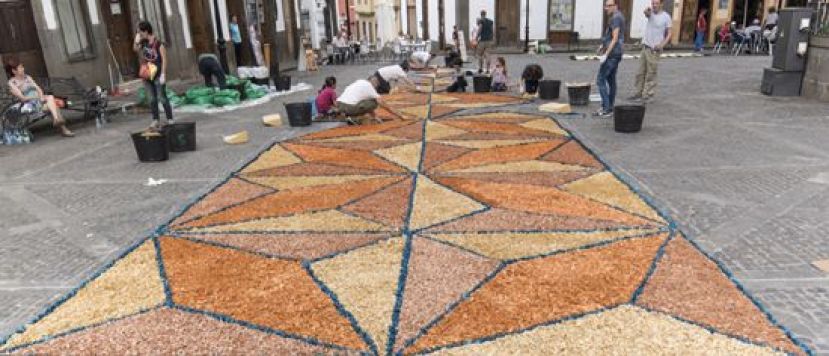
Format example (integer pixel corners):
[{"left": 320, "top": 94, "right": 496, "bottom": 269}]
[
  {"left": 630, "top": 0, "right": 672, "bottom": 102},
  {"left": 409, "top": 51, "right": 433, "bottom": 69},
  {"left": 372, "top": 62, "right": 415, "bottom": 94},
  {"left": 335, "top": 78, "right": 390, "bottom": 124}
]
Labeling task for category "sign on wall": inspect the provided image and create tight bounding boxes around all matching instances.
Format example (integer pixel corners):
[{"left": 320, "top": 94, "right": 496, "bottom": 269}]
[{"left": 549, "top": 0, "right": 574, "bottom": 31}]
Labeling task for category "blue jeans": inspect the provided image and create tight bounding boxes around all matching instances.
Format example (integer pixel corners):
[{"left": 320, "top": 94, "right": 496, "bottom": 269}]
[
  {"left": 695, "top": 30, "right": 705, "bottom": 51},
  {"left": 597, "top": 55, "right": 621, "bottom": 112}
]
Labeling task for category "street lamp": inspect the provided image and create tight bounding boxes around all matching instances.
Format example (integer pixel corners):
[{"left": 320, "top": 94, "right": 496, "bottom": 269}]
[
  {"left": 213, "top": 0, "right": 229, "bottom": 74},
  {"left": 524, "top": 0, "right": 530, "bottom": 53}
]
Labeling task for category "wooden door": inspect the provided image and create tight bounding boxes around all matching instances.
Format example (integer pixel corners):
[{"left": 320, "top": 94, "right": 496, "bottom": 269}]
[
  {"left": 495, "top": 0, "right": 519, "bottom": 47},
  {"left": 680, "top": 0, "right": 699, "bottom": 42},
  {"left": 100, "top": 0, "right": 138, "bottom": 77},
  {"left": 619, "top": 0, "right": 633, "bottom": 41},
  {"left": 282, "top": 0, "right": 297, "bottom": 60},
  {"left": 0, "top": 0, "right": 48, "bottom": 77},
  {"left": 188, "top": 0, "right": 215, "bottom": 54}
]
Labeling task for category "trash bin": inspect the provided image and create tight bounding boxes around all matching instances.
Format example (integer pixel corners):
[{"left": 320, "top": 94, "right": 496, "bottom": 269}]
[
  {"left": 131, "top": 131, "right": 169, "bottom": 162},
  {"left": 613, "top": 105, "right": 646, "bottom": 133},
  {"left": 284, "top": 102, "right": 312, "bottom": 127},
  {"left": 473, "top": 75, "right": 492, "bottom": 93},
  {"left": 164, "top": 122, "right": 197, "bottom": 152},
  {"left": 538, "top": 80, "right": 561, "bottom": 100},
  {"left": 567, "top": 84, "right": 591, "bottom": 106}
]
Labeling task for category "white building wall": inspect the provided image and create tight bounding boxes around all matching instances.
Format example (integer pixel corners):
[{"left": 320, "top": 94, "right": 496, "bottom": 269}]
[
  {"left": 428, "top": 0, "right": 439, "bottom": 41},
  {"left": 519, "top": 0, "right": 548, "bottom": 40},
  {"left": 573, "top": 0, "right": 602, "bottom": 39},
  {"left": 630, "top": 0, "right": 651, "bottom": 39},
  {"left": 415, "top": 0, "right": 423, "bottom": 38},
  {"left": 444, "top": 0, "right": 456, "bottom": 44}
]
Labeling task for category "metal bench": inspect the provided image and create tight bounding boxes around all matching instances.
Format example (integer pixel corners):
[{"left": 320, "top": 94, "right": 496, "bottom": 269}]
[{"left": 0, "top": 89, "right": 52, "bottom": 144}]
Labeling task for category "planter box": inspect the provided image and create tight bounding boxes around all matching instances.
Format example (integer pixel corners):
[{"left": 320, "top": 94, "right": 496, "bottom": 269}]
[{"left": 802, "top": 36, "right": 829, "bottom": 102}]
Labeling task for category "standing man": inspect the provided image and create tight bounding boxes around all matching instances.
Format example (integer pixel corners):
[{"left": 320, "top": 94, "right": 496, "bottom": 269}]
[
  {"left": 695, "top": 8, "right": 708, "bottom": 52},
  {"left": 476, "top": 10, "right": 494, "bottom": 74},
  {"left": 595, "top": 0, "right": 625, "bottom": 117},
  {"left": 230, "top": 15, "right": 243, "bottom": 67},
  {"left": 629, "top": 0, "right": 672, "bottom": 102}
]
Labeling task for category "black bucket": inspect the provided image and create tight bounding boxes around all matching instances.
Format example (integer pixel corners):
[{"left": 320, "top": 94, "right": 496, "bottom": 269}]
[
  {"left": 277, "top": 75, "right": 292, "bottom": 91},
  {"left": 251, "top": 77, "right": 270, "bottom": 86},
  {"left": 285, "top": 102, "right": 312, "bottom": 127},
  {"left": 567, "top": 84, "right": 591, "bottom": 106},
  {"left": 614, "top": 105, "right": 646, "bottom": 133},
  {"left": 524, "top": 80, "right": 540, "bottom": 95},
  {"left": 538, "top": 80, "right": 561, "bottom": 100},
  {"left": 131, "top": 131, "right": 169, "bottom": 162},
  {"left": 164, "top": 122, "right": 197, "bottom": 152},
  {"left": 473, "top": 76, "right": 491, "bottom": 93}
]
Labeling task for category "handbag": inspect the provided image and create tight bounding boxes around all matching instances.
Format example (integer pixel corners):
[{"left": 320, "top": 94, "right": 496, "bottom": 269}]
[{"left": 139, "top": 62, "right": 158, "bottom": 81}]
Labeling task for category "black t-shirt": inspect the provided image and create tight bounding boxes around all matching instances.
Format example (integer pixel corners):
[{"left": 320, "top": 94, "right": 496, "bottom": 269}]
[{"left": 478, "top": 18, "right": 494, "bottom": 42}]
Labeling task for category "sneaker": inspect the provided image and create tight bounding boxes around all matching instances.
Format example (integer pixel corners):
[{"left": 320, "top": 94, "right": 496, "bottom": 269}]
[
  {"left": 148, "top": 121, "right": 161, "bottom": 131},
  {"left": 593, "top": 109, "right": 613, "bottom": 118}
]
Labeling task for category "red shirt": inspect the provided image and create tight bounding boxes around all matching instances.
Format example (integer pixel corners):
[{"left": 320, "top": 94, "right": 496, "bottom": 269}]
[
  {"left": 697, "top": 14, "right": 707, "bottom": 32},
  {"left": 316, "top": 87, "right": 337, "bottom": 114}
]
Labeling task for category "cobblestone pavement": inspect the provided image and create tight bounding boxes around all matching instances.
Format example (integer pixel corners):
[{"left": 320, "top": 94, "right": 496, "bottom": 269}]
[{"left": 1, "top": 54, "right": 828, "bottom": 353}]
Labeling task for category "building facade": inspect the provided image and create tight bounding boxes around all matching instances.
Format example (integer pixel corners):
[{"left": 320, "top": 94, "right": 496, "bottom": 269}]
[{"left": 0, "top": 0, "right": 301, "bottom": 89}]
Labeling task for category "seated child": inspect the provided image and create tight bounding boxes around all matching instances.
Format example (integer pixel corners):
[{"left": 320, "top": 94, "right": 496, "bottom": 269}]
[
  {"left": 490, "top": 57, "right": 508, "bottom": 92},
  {"left": 447, "top": 71, "right": 468, "bottom": 93},
  {"left": 315, "top": 77, "right": 337, "bottom": 119}
]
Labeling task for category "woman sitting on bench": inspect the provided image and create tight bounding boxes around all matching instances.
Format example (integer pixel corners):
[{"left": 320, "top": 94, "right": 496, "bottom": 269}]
[{"left": 4, "top": 57, "right": 74, "bottom": 137}]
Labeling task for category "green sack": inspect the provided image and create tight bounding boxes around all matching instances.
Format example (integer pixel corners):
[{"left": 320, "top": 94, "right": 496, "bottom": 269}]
[
  {"left": 137, "top": 87, "right": 147, "bottom": 106},
  {"left": 189, "top": 95, "right": 214, "bottom": 105},
  {"left": 212, "top": 96, "right": 239, "bottom": 107},
  {"left": 245, "top": 88, "right": 266, "bottom": 100},
  {"left": 214, "top": 89, "right": 241, "bottom": 100},
  {"left": 185, "top": 86, "right": 215, "bottom": 100},
  {"left": 225, "top": 75, "right": 241, "bottom": 87}
]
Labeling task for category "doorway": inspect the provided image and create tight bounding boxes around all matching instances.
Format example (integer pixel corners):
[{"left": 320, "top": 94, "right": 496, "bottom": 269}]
[
  {"left": 495, "top": 0, "right": 519, "bottom": 47},
  {"left": 0, "top": 0, "right": 48, "bottom": 78},
  {"left": 187, "top": 0, "right": 215, "bottom": 55},
  {"left": 227, "top": 0, "right": 250, "bottom": 66},
  {"left": 732, "top": 0, "right": 763, "bottom": 27},
  {"left": 100, "top": 0, "right": 138, "bottom": 78}
]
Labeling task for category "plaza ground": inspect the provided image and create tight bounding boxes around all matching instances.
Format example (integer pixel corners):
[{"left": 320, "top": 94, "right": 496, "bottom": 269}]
[{"left": 0, "top": 53, "right": 827, "bottom": 353}]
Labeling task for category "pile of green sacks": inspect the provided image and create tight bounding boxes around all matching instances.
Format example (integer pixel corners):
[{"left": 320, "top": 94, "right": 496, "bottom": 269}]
[{"left": 136, "top": 75, "right": 267, "bottom": 108}]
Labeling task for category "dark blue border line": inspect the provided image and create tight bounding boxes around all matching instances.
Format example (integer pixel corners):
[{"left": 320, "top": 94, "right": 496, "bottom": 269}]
[
  {"left": 166, "top": 180, "right": 277, "bottom": 237},
  {"left": 0, "top": 307, "right": 160, "bottom": 353},
  {"left": 170, "top": 229, "right": 393, "bottom": 236},
  {"left": 386, "top": 85, "right": 433, "bottom": 355},
  {"left": 629, "top": 230, "right": 677, "bottom": 303},
  {"left": 302, "top": 262, "right": 379, "bottom": 355},
  {"left": 420, "top": 225, "right": 668, "bottom": 236},
  {"left": 152, "top": 235, "right": 174, "bottom": 307},
  {"left": 172, "top": 303, "right": 366, "bottom": 354}
]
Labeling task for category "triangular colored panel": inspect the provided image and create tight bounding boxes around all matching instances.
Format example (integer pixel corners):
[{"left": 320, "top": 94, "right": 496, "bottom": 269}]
[
  {"left": 441, "top": 120, "right": 557, "bottom": 138},
  {"left": 181, "top": 177, "right": 401, "bottom": 229},
  {"left": 540, "top": 140, "right": 604, "bottom": 169},
  {"left": 2, "top": 241, "right": 165, "bottom": 349},
  {"left": 301, "top": 120, "right": 412, "bottom": 140},
  {"left": 298, "top": 139, "right": 409, "bottom": 151},
  {"left": 434, "top": 171, "right": 596, "bottom": 188},
  {"left": 240, "top": 145, "right": 302, "bottom": 174},
  {"left": 426, "top": 121, "right": 468, "bottom": 141},
  {"left": 405, "top": 234, "right": 667, "bottom": 353},
  {"left": 12, "top": 308, "right": 349, "bottom": 354},
  {"left": 393, "top": 237, "right": 500, "bottom": 351},
  {"left": 180, "top": 233, "right": 392, "bottom": 260},
  {"left": 341, "top": 176, "right": 414, "bottom": 229},
  {"left": 434, "top": 177, "right": 655, "bottom": 226},
  {"left": 428, "top": 229, "right": 664, "bottom": 260},
  {"left": 312, "top": 133, "right": 405, "bottom": 142},
  {"left": 409, "top": 175, "right": 486, "bottom": 230},
  {"left": 244, "top": 162, "right": 392, "bottom": 177},
  {"left": 171, "top": 178, "right": 274, "bottom": 227},
  {"left": 447, "top": 160, "right": 592, "bottom": 174},
  {"left": 374, "top": 142, "right": 423, "bottom": 172},
  {"left": 445, "top": 112, "right": 543, "bottom": 124},
  {"left": 382, "top": 121, "right": 425, "bottom": 140},
  {"left": 426, "top": 208, "right": 649, "bottom": 233},
  {"left": 282, "top": 143, "right": 406, "bottom": 173},
  {"left": 422, "top": 306, "right": 783, "bottom": 355},
  {"left": 428, "top": 105, "right": 463, "bottom": 119},
  {"left": 422, "top": 143, "right": 472, "bottom": 171},
  {"left": 193, "top": 209, "right": 390, "bottom": 233},
  {"left": 160, "top": 237, "right": 368, "bottom": 351},
  {"left": 244, "top": 175, "right": 380, "bottom": 190},
  {"left": 562, "top": 172, "right": 665, "bottom": 223},
  {"left": 519, "top": 118, "right": 570, "bottom": 137},
  {"left": 433, "top": 141, "right": 565, "bottom": 172},
  {"left": 311, "top": 237, "right": 405, "bottom": 352},
  {"left": 636, "top": 236, "right": 803, "bottom": 355}
]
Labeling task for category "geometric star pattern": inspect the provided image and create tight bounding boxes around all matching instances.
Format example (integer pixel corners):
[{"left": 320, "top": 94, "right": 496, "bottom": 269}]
[{"left": 1, "top": 87, "right": 810, "bottom": 355}]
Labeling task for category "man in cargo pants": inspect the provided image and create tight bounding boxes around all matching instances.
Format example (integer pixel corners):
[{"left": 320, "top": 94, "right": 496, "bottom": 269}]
[{"left": 629, "top": 0, "right": 672, "bottom": 102}]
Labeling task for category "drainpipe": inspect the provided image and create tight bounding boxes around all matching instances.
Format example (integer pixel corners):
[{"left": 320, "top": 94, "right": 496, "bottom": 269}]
[{"left": 524, "top": 0, "right": 530, "bottom": 52}]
